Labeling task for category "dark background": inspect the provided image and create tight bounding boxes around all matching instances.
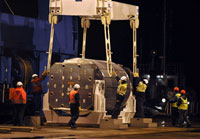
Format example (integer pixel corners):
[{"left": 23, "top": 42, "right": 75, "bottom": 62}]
[
  {"left": 0, "top": 0, "right": 199, "bottom": 93},
  {"left": 82, "top": 0, "right": 200, "bottom": 94}
]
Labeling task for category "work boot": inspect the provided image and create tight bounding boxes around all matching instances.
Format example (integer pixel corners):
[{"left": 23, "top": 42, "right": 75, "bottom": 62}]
[
  {"left": 187, "top": 124, "right": 191, "bottom": 128},
  {"left": 71, "top": 124, "right": 77, "bottom": 129},
  {"left": 111, "top": 116, "right": 118, "bottom": 119}
]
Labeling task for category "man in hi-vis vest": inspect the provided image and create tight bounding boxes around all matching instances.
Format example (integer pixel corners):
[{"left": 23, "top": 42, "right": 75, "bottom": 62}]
[
  {"left": 68, "top": 84, "right": 81, "bottom": 128},
  {"left": 177, "top": 90, "right": 191, "bottom": 127},
  {"left": 31, "top": 70, "right": 47, "bottom": 115},
  {"left": 111, "top": 74, "right": 128, "bottom": 119},
  {"left": 135, "top": 79, "right": 148, "bottom": 118},
  {"left": 12, "top": 81, "right": 27, "bottom": 126},
  {"left": 170, "top": 87, "right": 181, "bottom": 126}
]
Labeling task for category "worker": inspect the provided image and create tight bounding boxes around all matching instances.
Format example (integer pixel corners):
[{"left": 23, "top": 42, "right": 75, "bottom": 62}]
[
  {"left": 112, "top": 73, "right": 128, "bottom": 119},
  {"left": 134, "top": 78, "right": 148, "bottom": 118},
  {"left": 177, "top": 90, "right": 191, "bottom": 127},
  {"left": 68, "top": 84, "right": 81, "bottom": 128},
  {"left": 31, "top": 70, "right": 47, "bottom": 115},
  {"left": 12, "top": 81, "right": 27, "bottom": 126},
  {"left": 169, "top": 87, "right": 181, "bottom": 126}
]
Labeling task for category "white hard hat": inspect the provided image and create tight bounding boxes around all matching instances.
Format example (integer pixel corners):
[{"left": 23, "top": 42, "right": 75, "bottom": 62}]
[
  {"left": 74, "top": 84, "right": 80, "bottom": 89},
  {"left": 143, "top": 79, "right": 149, "bottom": 84},
  {"left": 120, "top": 76, "right": 127, "bottom": 81},
  {"left": 17, "top": 81, "right": 23, "bottom": 87},
  {"left": 32, "top": 74, "right": 38, "bottom": 78}
]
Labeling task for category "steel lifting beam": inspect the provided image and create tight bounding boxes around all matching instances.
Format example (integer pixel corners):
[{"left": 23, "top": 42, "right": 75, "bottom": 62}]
[
  {"left": 102, "top": 17, "right": 113, "bottom": 77},
  {"left": 81, "top": 18, "right": 90, "bottom": 59},
  {"left": 47, "top": 0, "right": 59, "bottom": 73},
  {"left": 130, "top": 15, "right": 139, "bottom": 77},
  {"left": 47, "top": 0, "right": 139, "bottom": 77},
  {"left": 97, "top": 0, "right": 113, "bottom": 77}
]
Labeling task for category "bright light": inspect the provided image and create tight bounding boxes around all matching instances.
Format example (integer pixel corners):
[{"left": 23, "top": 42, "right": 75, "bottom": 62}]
[
  {"left": 156, "top": 75, "right": 164, "bottom": 78},
  {"left": 157, "top": 75, "right": 161, "bottom": 78},
  {"left": 155, "top": 106, "right": 162, "bottom": 110},
  {"left": 144, "top": 74, "right": 150, "bottom": 79},
  {"left": 161, "top": 121, "right": 165, "bottom": 124},
  {"left": 162, "top": 98, "right": 166, "bottom": 103},
  {"left": 161, "top": 121, "right": 165, "bottom": 127},
  {"left": 187, "top": 102, "right": 190, "bottom": 105}
]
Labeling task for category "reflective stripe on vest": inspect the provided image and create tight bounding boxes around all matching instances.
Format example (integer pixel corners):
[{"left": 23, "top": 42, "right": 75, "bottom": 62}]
[
  {"left": 117, "top": 83, "right": 127, "bottom": 96},
  {"left": 178, "top": 97, "right": 188, "bottom": 110},
  {"left": 172, "top": 93, "right": 181, "bottom": 108},
  {"left": 69, "top": 90, "right": 78, "bottom": 103},
  {"left": 136, "top": 83, "right": 147, "bottom": 92}
]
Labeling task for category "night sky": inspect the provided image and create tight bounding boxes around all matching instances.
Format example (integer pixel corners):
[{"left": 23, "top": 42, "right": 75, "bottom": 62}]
[
  {"left": 85, "top": 0, "right": 200, "bottom": 93},
  {"left": 0, "top": 0, "right": 200, "bottom": 93}
]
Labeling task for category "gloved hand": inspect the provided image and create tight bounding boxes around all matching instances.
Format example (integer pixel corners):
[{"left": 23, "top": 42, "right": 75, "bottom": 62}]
[
  {"left": 133, "top": 72, "right": 139, "bottom": 77},
  {"left": 112, "top": 71, "right": 117, "bottom": 77},
  {"left": 79, "top": 106, "right": 81, "bottom": 111},
  {"left": 138, "top": 81, "right": 143, "bottom": 86},
  {"left": 42, "top": 70, "right": 48, "bottom": 76}
]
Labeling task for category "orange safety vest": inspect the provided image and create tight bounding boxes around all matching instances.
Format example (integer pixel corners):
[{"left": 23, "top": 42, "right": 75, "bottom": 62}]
[
  {"left": 31, "top": 76, "right": 44, "bottom": 93},
  {"left": 12, "top": 87, "right": 27, "bottom": 104},
  {"left": 69, "top": 90, "right": 78, "bottom": 103},
  {"left": 31, "top": 71, "right": 47, "bottom": 93},
  {"left": 9, "top": 88, "right": 15, "bottom": 100}
]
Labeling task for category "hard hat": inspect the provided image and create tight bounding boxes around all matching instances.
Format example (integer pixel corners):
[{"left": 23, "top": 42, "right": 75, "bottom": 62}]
[
  {"left": 17, "top": 81, "right": 23, "bottom": 87},
  {"left": 143, "top": 79, "right": 148, "bottom": 84},
  {"left": 180, "top": 90, "right": 186, "bottom": 95},
  {"left": 174, "top": 87, "right": 179, "bottom": 92},
  {"left": 120, "top": 76, "right": 127, "bottom": 81},
  {"left": 32, "top": 74, "right": 38, "bottom": 78},
  {"left": 74, "top": 84, "right": 80, "bottom": 89}
]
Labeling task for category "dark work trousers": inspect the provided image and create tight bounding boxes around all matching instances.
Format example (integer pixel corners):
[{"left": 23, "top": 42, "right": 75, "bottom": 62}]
[
  {"left": 112, "top": 94, "right": 124, "bottom": 119},
  {"left": 135, "top": 92, "right": 145, "bottom": 118},
  {"left": 68, "top": 103, "right": 79, "bottom": 127},
  {"left": 33, "top": 93, "right": 42, "bottom": 115},
  {"left": 178, "top": 109, "right": 191, "bottom": 127},
  {"left": 13, "top": 104, "right": 26, "bottom": 126},
  {"left": 171, "top": 107, "right": 179, "bottom": 126}
]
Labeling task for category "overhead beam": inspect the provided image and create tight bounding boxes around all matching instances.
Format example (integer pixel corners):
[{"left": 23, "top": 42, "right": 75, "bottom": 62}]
[{"left": 49, "top": 0, "right": 138, "bottom": 20}]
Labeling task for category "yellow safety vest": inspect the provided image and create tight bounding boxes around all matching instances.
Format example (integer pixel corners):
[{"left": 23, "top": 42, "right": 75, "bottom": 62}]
[
  {"left": 172, "top": 93, "right": 181, "bottom": 108},
  {"left": 136, "top": 83, "right": 147, "bottom": 93},
  {"left": 117, "top": 83, "right": 127, "bottom": 96},
  {"left": 178, "top": 97, "right": 188, "bottom": 110}
]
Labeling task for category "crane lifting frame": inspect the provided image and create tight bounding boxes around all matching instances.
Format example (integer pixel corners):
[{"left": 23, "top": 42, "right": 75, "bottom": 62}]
[
  {"left": 44, "top": 0, "right": 139, "bottom": 125},
  {"left": 47, "top": 0, "right": 139, "bottom": 76}
]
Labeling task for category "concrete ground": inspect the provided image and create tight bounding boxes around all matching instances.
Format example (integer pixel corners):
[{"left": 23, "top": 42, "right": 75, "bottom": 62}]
[
  {"left": 0, "top": 125, "right": 200, "bottom": 139},
  {"left": 0, "top": 116, "right": 199, "bottom": 139}
]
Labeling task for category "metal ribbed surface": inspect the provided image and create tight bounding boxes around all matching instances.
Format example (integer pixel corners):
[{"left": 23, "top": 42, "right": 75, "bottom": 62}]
[{"left": 48, "top": 58, "right": 131, "bottom": 112}]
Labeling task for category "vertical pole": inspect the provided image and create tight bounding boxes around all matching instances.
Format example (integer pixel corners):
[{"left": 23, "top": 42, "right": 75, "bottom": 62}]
[
  {"left": 81, "top": 18, "right": 90, "bottom": 59},
  {"left": 81, "top": 26, "right": 87, "bottom": 59},
  {"left": 2, "top": 84, "right": 5, "bottom": 103},
  {"left": 163, "top": 0, "right": 167, "bottom": 76},
  {"left": 132, "top": 20, "right": 136, "bottom": 74},
  {"left": 131, "top": 17, "right": 139, "bottom": 77},
  {"left": 47, "top": 16, "right": 55, "bottom": 73}
]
